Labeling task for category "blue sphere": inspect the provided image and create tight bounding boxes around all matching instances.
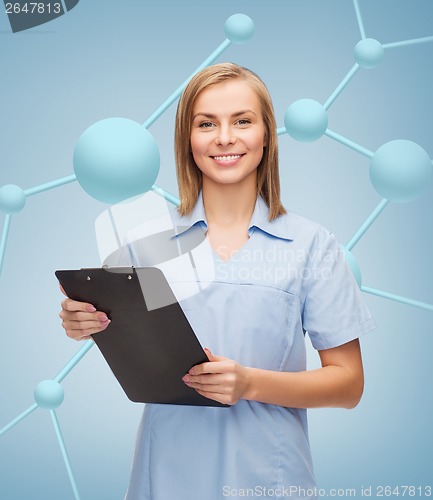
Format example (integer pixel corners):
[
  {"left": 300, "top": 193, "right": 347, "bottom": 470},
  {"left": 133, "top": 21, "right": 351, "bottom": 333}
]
[
  {"left": 341, "top": 246, "right": 362, "bottom": 288},
  {"left": 354, "top": 38, "right": 384, "bottom": 69},
  {"left": 73, "top": 118, "right": 160, "bottom": 204},
  {"left": 224, "top": 14, "right": 254, "bottom": 44},
  {"left": 0, "top": 184, "right": 26, "bottom": 214},
  {"left": 34, "top": 380, "right": 64, "bottom": 410},
  {"left": 284, "top": 99, "right": 328, "bottom": 142},
  {"left": 370, "top": 140, "right": 432, "bottom": 203}
]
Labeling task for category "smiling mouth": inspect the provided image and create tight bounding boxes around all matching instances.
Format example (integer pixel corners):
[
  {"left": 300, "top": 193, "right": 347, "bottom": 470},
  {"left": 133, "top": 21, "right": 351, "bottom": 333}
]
[{"left": 210, "top": 154, "right": 245, "bottom": 161}]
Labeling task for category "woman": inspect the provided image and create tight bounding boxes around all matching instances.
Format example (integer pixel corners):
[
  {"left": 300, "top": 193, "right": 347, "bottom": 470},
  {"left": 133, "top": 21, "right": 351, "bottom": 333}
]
[{"left": 60, "top": 63, "right": 376, "bottom": 499}]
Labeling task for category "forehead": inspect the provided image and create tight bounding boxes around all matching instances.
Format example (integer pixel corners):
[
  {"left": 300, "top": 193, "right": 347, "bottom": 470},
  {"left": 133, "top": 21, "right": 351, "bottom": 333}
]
[{"left": 193, "top": 79, "right": 261, "bottom": 115}]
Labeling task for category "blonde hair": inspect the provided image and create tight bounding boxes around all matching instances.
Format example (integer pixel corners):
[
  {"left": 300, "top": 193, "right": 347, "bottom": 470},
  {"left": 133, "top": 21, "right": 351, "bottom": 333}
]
[{"left": 175, "top": 62, "right": 286, "bottom": 221}]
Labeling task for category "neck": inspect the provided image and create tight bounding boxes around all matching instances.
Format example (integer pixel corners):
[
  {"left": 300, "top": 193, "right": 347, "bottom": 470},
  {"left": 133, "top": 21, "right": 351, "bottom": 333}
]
[{"left": 202, "top": 174, "right": 257, "bottom": 226}]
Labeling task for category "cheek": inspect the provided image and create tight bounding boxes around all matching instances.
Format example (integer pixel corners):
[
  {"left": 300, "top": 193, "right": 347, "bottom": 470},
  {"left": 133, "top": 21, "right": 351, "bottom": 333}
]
[
  {"left": 189, "top": 136, "right": 206, "bottom": 171},
  {"left": 247, "top": 126, "right": 266, "bottom": 146},
  {"left": 190, "top": 134, "right": 205, "bottom": 158},
  {"left": 249, "top": 132, "right": 266, "bottom": 153}
]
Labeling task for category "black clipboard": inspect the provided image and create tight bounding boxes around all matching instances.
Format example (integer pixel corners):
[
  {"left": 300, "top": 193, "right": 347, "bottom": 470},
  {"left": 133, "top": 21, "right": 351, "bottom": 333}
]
[{"left": 55, "top": 267, "right": 228, "bottom": 407}]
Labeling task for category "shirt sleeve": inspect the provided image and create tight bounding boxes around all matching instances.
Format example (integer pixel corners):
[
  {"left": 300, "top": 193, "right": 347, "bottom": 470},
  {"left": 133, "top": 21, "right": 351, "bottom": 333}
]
[{"left": 302, "top": 227, "right": 376, "bottom": 350}]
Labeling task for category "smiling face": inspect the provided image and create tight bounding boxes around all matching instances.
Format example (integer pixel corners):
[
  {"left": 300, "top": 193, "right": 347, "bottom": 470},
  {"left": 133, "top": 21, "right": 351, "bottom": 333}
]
[{"left": 189, "top": 79, "right": 266, "bottom": 189}]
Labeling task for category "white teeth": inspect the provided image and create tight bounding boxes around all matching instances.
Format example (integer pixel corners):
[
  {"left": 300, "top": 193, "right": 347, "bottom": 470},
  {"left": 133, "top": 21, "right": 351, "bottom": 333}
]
[{"left": 213, "top": 155, "right": 242, "bottom": 161}]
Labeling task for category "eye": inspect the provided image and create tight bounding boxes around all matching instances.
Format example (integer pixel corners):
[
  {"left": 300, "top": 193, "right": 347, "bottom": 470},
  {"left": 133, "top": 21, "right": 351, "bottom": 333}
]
[
  {"left": 236, "top": 119, "right": 251, "bottom": 126},
  {"left": 198, "top": 121, "right": 214, "bottom": 128}
]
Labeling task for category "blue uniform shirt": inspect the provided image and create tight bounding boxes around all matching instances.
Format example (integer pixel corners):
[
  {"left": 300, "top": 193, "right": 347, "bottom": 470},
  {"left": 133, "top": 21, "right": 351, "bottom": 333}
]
[{"left": 123, "top": 191, "right": 376, "bottom": 500}]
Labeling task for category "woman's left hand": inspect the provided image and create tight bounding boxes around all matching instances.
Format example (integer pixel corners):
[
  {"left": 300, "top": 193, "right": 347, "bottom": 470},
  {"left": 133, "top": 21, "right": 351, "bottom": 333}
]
[{"left": 182, "top": 348, "right": 251, "bottom": 405}]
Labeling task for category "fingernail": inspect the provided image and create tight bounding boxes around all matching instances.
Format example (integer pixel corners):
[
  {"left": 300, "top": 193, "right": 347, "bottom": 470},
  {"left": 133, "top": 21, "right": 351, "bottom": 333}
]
[
  {"left": 182, "top": 375, "right": 190, "bottom": 383},
  {"left": 88, "top": 305, "right": 97, "bottom": 312},
  {"left": 98, "top": 313, "right": 108, "bottom": 322}
]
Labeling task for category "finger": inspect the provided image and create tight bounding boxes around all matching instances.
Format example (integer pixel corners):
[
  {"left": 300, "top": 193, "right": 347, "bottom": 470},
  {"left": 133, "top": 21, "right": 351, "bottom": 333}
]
[
  {"left": 204, "top": 348, "right": 227, "bottom": 363},
  {"left": 71, "top": 334, "right": 95, "bottom": 342},
  {"left": 66, "top": 324, "right": 109, "bottom": 340},
  {"left": 186, "top": 382, "right": 226, "bottom": 393},
  {"left": 185, "top": 382, "right": 233, "bottom": 395},
  {"left": 62, "top": 318, "right": 110, "bottom": 331},
  {"left": 61, "top": 297, "right": 97, "bottom": 313},
  {"left": 189, "top": 360, "right": 233, "bottom": 376},
  {"left": 208, "top": 354, "right": 227, "bottom": 362},
  {"left": 194, "top": 388, "right": 230, "bottom": 405},
  {"left": 183, "top": 373, "right": 226, "bottom": 386},
  {"left": 204, "top": 347, "right": 217, "bottom": 361},
  {"left": 59, "top": 310, "right": 109, "bottom": 323}
]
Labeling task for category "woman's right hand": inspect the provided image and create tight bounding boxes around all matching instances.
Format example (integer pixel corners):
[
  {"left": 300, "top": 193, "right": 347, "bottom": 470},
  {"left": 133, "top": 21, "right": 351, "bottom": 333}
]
[{"left": 59, "top": 285, "right": 111, "bottom": 341}]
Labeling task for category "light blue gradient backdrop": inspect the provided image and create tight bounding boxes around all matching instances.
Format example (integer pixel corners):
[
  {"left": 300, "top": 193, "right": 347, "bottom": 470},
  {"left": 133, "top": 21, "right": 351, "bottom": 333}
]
[{"left": 1, "top": 1, "right": 432, "bottom": 498}]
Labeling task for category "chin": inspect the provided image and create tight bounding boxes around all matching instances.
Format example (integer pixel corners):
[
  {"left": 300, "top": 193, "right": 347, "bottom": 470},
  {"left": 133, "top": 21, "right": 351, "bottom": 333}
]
[
  {"left": 204, "top": 168, "right": 256, "bottom": 186},
  {"left": 211, "top": 176, "right": 248, "bottom": 186}
]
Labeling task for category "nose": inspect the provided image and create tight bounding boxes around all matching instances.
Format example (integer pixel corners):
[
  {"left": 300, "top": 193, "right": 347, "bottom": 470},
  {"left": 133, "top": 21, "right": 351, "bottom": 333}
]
[{"left": 215, "top": 124, "right": 236, "bottom": 147}]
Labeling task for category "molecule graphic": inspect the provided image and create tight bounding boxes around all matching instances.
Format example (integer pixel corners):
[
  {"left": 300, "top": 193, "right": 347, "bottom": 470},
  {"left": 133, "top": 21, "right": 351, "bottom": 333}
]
[{"left": 1, "top": 3, "right": 433, "bottom": 499}]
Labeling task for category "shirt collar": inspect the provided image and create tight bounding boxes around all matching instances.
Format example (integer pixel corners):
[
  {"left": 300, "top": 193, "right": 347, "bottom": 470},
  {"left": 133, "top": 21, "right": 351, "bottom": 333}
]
[
  {"left": 172, "top": 190, "right": 293, "bottom": 241},
  {"left": 173, "top": 190, "right": 207, "bottom": 232},
  {"left": 249, "top": 194, "right": 293, "bottom": 241}
]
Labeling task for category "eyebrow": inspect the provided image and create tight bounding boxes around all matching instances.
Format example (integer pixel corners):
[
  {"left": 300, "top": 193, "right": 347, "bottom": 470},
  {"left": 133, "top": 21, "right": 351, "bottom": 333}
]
[{"left": 193, "top": 110, "right": 257, "bottom": 120}]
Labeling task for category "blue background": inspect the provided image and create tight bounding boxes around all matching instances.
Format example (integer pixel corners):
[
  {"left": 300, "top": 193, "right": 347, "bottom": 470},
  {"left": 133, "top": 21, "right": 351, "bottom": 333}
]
[{"left": 1, "top": 1, "right": 432, "bottom": 498}]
